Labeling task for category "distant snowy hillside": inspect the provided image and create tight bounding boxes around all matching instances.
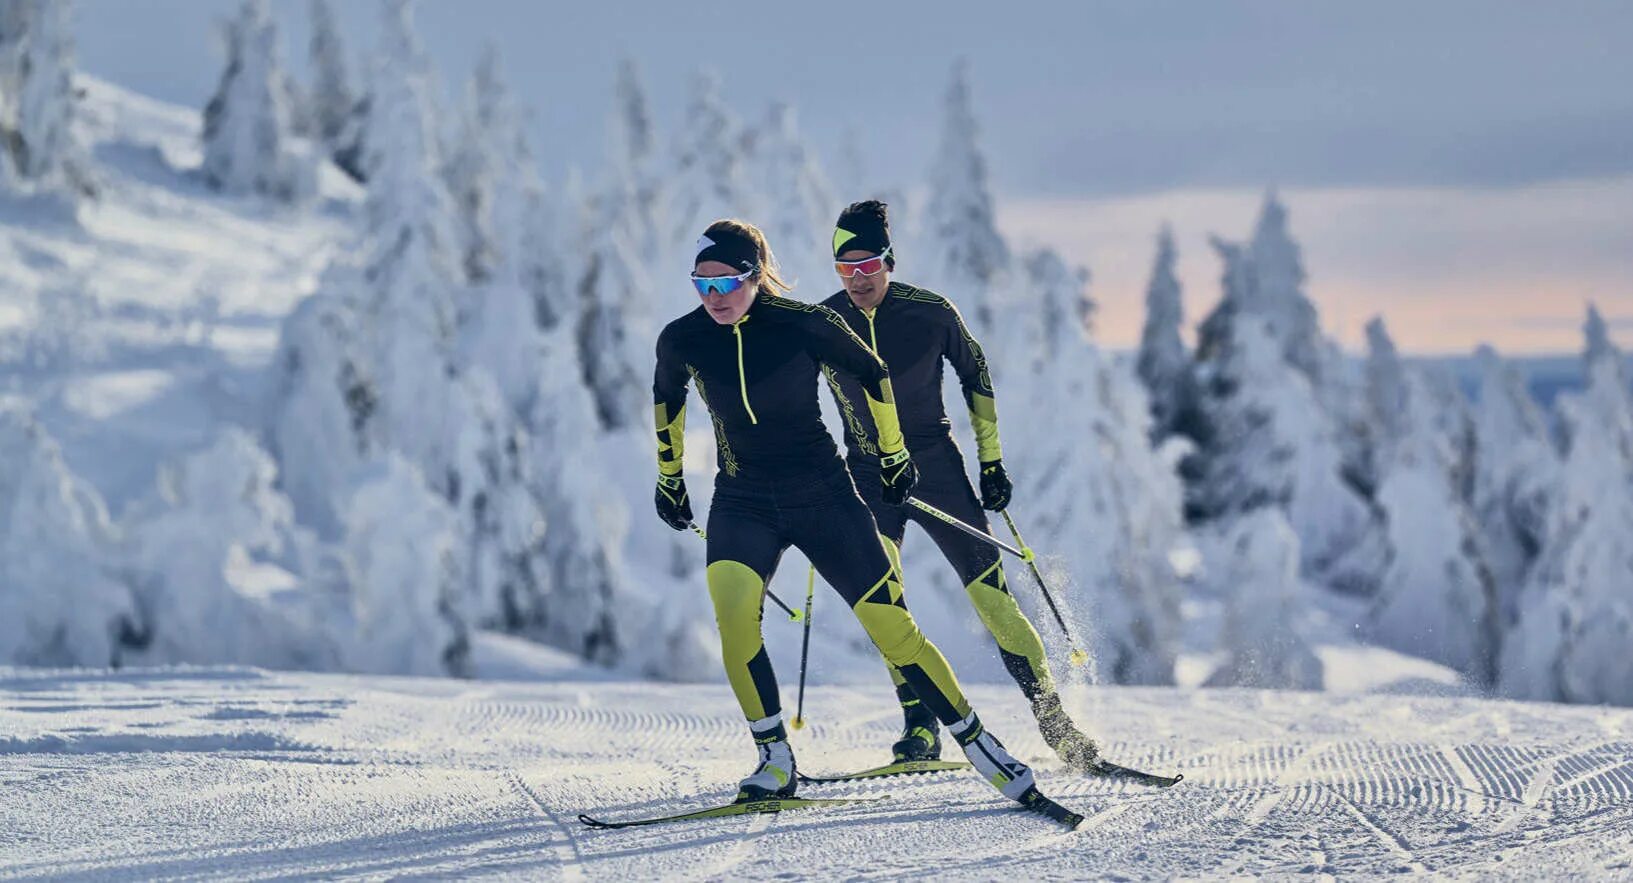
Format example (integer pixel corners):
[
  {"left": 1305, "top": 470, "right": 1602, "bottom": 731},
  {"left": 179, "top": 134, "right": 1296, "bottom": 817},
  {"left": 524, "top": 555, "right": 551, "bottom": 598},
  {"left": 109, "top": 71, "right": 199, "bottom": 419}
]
[{"left": 3, "top": 77, "right": 356, "bottom": 507}]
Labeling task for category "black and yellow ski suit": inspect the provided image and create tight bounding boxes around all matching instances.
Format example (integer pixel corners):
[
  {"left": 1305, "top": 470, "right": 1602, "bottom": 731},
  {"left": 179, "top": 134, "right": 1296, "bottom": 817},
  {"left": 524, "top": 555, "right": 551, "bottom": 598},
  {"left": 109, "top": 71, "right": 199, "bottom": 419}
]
[
  {"left": 653, "top": 293, "right": 973, "bottom": 726},
  {"left": 821, "top": 281, "right": 1056, "bottom": 703}
]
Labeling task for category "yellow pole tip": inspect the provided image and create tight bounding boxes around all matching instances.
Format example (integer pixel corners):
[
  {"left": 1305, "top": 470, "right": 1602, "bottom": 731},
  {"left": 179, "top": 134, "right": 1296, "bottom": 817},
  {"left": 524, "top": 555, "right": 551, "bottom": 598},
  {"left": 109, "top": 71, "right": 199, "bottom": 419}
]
[
  {"left": 791, "top": 717, "right": 806, "bottom": 730},
  {"left": 790, "top": 611, "right": 803, "bottom": 622},
  {"left": 1068, "top": 649, "right": 1089, "bottom": 666}
]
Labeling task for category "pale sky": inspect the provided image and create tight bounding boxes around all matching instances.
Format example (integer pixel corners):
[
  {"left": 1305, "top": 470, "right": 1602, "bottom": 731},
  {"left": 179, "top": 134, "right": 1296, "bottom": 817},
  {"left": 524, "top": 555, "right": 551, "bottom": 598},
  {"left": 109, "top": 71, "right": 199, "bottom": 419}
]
[{"left": 77, "top": 0, "right": 1633, "bottom": 354}]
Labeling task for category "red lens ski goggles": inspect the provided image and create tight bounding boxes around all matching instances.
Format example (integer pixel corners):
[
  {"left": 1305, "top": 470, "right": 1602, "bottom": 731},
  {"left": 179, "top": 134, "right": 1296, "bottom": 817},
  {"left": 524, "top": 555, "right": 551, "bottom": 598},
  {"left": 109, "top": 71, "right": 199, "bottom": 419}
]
[{"left": 834, "top": 247, "right": 892, "bottom": 278}]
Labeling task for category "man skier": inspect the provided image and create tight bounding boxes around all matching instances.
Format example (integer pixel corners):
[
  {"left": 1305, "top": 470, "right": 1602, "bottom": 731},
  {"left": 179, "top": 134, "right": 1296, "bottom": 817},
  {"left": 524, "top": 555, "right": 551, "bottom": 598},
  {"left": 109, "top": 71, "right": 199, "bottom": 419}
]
[{"left": 821, "top": 200, "right": 1101, "bottom": 772}]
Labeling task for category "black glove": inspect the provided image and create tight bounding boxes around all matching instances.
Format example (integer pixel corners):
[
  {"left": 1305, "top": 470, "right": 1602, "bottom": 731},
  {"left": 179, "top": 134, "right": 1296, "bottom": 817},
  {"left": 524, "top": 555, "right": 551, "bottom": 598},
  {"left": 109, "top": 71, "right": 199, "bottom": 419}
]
[
  {"left": 879, "top": 450, "right": 919, "bottom": 506},
  {"left": 654, "top": 474, "right": 692, "bottom": 531},
  {"left": 979, "top": 460, "right": 1012, "bottom": 511}
]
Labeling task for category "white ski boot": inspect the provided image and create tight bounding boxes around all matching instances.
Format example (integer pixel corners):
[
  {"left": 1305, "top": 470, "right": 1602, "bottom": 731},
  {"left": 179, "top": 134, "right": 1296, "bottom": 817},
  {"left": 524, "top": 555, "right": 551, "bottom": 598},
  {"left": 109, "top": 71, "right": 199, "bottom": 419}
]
[
  {"left": 736, "top": 715, "right": 797, "bottom": 803},
  {"left": 949, "top": 712, "right": 1036, "bottom": 800}
]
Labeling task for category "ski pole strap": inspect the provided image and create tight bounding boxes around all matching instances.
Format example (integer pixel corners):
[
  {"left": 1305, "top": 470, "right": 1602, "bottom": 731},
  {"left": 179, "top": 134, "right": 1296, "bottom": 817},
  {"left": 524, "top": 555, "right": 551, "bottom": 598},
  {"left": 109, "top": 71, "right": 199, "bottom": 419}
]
[{"left": 904, "top": 497, "right": 1027, "bottom": 559}]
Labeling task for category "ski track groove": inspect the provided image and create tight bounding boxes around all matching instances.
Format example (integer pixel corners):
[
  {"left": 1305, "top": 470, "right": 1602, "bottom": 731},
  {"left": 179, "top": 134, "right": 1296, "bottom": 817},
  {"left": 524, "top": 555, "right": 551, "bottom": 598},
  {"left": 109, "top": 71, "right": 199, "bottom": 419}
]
[
  {"left": 1329, "top": 787, "right": 1431, "bottom": 874},
  {"left": 683, "top": 809, "right": 774, "bottom": 882},
  {"left": 507, "top": 772, "right": 586, "bottom": 883}
]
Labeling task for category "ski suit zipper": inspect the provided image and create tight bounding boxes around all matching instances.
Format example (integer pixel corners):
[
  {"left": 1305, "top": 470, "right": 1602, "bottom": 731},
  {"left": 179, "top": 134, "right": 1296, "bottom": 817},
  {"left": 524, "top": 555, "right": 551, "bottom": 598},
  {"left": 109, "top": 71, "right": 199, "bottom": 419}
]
[
  {"left": 862, "top": 307, "right": 879, "bottom": 352},
  {"left": 733, "top": 316, "right": 758, "bottom": 425}
]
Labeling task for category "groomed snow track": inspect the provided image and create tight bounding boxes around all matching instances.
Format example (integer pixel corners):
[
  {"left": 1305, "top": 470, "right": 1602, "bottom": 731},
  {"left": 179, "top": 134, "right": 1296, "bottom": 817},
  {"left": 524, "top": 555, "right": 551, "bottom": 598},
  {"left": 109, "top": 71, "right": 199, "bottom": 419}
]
[{"left": 3, "top": 668, "right": 1632, "bottom": 879}]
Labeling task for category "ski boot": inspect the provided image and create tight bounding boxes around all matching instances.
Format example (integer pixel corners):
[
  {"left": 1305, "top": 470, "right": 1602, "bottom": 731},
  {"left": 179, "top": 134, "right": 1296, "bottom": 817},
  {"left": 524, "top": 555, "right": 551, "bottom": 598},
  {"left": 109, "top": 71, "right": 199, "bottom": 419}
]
[
  {"left": 1033, "top": 692, "right": 1101, "bottom": 773},
  {"left": 736, "top": 716, "right": 797, "bottom": 803},
  {"left": 949, "top": 712, "right": 1036, "bottom": 801},
  {"left": 890, "top": 690, "right": 943, "bottom": 762}
]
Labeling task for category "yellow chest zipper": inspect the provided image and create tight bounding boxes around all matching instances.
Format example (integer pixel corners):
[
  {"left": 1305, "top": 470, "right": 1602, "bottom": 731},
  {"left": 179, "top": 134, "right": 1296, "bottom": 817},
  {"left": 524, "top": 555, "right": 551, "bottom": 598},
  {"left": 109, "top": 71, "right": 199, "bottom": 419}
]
[
  {"left": 732, "top": 316, "right": 758, "bottom": 425},
  {"left": 862, "top": 307, "right": 879, "bottom": 353}
]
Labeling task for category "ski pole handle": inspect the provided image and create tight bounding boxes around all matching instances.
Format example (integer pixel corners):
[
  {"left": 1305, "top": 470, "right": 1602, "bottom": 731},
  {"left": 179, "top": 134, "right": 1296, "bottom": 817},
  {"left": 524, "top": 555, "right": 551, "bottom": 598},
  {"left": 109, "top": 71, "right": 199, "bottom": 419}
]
[{"left": 688, "top": 521, "right": 801, "bottom": 622}]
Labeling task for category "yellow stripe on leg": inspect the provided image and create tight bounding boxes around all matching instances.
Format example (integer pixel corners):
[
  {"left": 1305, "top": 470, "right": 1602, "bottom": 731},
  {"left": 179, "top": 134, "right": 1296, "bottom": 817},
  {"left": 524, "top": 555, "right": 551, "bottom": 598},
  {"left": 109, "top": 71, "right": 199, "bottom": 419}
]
[
  {"left": 853, "top": 589, "right": 971, "bottom": 721},
  {"left": 965, "top": 563, "right": 1056, "bottom": 695},
  {"left": 708, "top": 560, "right": 774, "bottom": 721}
]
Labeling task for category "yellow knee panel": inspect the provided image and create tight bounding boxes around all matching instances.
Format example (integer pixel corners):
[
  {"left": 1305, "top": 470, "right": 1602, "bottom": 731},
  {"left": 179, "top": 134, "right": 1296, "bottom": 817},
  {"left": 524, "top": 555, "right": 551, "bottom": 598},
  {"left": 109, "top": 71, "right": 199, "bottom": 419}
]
[
  {"left": 965, "top": 562, "right": 1055, "bottom": 692},
  {"left": 854, "top": 594, "right": 925, "bottom": 665},
  {"left": 707, "top": 560, "right": 770, "bottom": 719}
]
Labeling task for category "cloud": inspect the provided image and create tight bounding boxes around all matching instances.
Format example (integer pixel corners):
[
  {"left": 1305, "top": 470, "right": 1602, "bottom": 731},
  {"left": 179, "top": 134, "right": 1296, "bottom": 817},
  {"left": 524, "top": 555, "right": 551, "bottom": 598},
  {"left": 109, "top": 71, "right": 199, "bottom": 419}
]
[{"left": 999, "top": 176, "right": 1633, "bottom": 355}]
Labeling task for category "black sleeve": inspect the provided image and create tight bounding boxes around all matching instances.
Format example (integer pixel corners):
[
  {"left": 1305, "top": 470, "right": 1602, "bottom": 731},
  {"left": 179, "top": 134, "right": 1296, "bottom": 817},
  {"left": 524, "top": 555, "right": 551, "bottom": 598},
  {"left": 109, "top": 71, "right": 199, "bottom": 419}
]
[
  {"left": 653, "top": 326, "right": 689, "bottom": 477},
  {"left": 940, "top": 299, "right": 1003, "bottom": 462}
]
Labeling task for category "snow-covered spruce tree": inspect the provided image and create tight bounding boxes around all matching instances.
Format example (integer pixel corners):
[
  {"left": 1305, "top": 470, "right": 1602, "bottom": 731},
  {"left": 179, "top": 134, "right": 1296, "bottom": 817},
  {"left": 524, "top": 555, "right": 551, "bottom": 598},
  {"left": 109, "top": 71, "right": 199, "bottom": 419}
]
[
  {"left": 202, "top": 0, "right": 312, "bottom": 201},
  {"left": 921, "top": 59, "right": 1009, "bottom": 333},
  {"left": 1470, "top": 345, "right": 1558, "bottom": 624},
  {"left": 457, "top": 67, "right": 567, "bottom": 412},
  {"left": 1499, "top": 305, "right": 1633, "bottom": 706},
  {"left": 0, "top": 2, "right": 27, "bottom": 132},
  {"left": 741, "top": 101, "right": 833, "bottom": 291},
  {"left": 516, "top": 327, "right": 633, "bottom": 665},
  {"left": 1189, "top": 307, "right": 1386, "bottom": 594},
  {"left": 0, "top": 0, "right": 92, "bottom": 201},
  {"left": 121, "top": 429, "right": 344, "bottom": 670},
  {"left": 1135, "top": 224, "right": 1198, "bottom": 443},
  {"left": 1197, "top": 194, "right": 1372, "bottom": 494},
  {"left": 449, "top": 62, "right": 644, "bottom": 662},
  {"left": 267, "top": 0, "right": 547, "bottom": 654},
  {"left": 1241, "top": 192, "right": 1328, "bottom": 382},
  {"left": 442, "top": 45, "right": 509, "bottom": 286},
  {"left": 1201, "top": 508, "right": 1323, "bottom": 690},
  {"left": 663, "top": 70, "right": 754, "bottom": 253},
  {"left": 0, "top": 401, "right": 137, "bottom": 667},
  {"left": 267, "top": 278, "right": 374, "bottom": 537},
  {"left": 1362, "top": 319, "right": 1498, "bottom": 684},
  {"left": 575, "top": 65, "right": 667, "bottom": 431},
  {"left": 1008, "top": 248, "right": 1184, "bottom": 685},
  {"left": 307, "top": 0, "right": 360, "bottom": 172},
  {"left": 338, "top": 454, "right": 469, "bottom": 676}
]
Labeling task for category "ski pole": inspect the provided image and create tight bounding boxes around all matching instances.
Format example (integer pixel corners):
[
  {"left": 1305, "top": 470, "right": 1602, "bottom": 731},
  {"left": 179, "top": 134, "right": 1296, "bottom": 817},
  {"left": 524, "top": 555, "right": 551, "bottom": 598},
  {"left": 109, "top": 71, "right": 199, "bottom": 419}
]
[
  {"left": 904, "top": 498, "right": 1087, "bottom": 666},
  {"left": 791, "top": 566, "right": 816, "bottom": 731},
  {"left": 1001, "top": 510, "right": 1089, "bottom": 667},
  {"left": 905, "top": 497, "right": 1027, "bottom": 558},
  {"left": 687, "top": 521, "right": 802, "bottom": 622}
]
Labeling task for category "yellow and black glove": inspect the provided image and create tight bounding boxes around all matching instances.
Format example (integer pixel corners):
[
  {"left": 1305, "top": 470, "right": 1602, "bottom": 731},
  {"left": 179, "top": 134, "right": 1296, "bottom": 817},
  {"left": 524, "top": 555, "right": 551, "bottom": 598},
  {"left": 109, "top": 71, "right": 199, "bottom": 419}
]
[
  {"left": 654, "top": 474, "right": 692, "bottom": 530},
  {"left": 978, "top": 460, "right": 1012, "bottom": 511},
  {"left": 880, "top": 449, "right": 920, "bottom": 506}
]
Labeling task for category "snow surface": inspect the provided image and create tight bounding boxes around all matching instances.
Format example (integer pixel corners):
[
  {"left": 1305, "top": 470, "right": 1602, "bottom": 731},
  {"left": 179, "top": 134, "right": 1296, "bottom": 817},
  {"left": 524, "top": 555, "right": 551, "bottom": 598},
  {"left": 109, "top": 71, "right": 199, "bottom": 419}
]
[{"left": 3, "top": 665, "right": 1632, "bottom": 879}]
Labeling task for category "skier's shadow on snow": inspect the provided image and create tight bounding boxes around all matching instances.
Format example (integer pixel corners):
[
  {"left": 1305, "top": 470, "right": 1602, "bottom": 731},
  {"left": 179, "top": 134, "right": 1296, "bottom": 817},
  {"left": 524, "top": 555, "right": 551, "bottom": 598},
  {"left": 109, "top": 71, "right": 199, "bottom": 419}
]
[{"left": 32, "top": 817, "right": 563, "bottom": 881}]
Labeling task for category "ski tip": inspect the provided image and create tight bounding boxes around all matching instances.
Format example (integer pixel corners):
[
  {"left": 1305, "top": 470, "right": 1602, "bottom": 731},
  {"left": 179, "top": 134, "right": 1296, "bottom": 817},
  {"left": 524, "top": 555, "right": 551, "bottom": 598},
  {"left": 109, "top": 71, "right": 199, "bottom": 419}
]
[{"left": 577, "top": 813, "right": 610, "bottom": 829}]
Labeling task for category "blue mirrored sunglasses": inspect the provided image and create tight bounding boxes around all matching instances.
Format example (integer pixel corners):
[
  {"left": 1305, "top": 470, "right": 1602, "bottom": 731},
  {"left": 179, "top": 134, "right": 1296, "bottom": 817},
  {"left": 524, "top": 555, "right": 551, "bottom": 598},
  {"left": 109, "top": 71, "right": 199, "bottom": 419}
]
[{"left": 690, "top": 268, "right": 756, "bottom": 297}]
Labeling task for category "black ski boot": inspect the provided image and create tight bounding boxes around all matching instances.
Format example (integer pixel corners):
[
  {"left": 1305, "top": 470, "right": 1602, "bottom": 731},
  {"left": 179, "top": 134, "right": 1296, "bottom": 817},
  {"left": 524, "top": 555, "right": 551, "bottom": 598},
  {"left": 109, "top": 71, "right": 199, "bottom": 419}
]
[
  {"left": 1033, "top": 692, "right": 1101, "bottom": 773},
  {"left": 890, "top": 685, "right": 943, "bottom": 762}
]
